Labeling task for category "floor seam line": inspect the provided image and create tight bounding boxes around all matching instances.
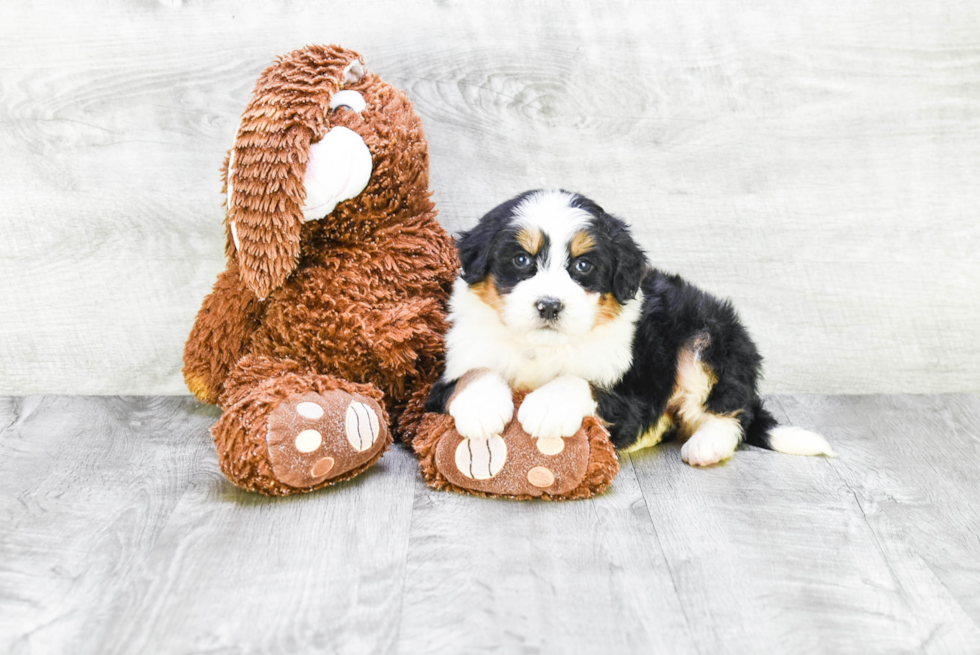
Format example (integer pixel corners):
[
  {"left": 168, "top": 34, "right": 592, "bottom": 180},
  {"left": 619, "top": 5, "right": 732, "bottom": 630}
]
[
  {"left": 388, "top": 447, "right": 423, "bottom": 655},
  {"left": 626, "top": 451, "right": 703, "bottom": 655}
]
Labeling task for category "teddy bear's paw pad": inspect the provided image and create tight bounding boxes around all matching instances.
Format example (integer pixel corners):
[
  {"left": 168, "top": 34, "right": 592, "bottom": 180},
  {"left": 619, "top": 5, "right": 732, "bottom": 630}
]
[
  {"left": 434, "top": 416, "right": 592, "bottom": 498},
  {"left": 526, "top": 466, "right": 556, "bottom": 488},
  {"left": 535, "top": 437, "right": 565, "bottom": 455},
  {"left": 266, "top": 391, "right": 387, "bottom": 489},
  {"left": 454, "top": 435, "right": 507, "bottom": 480},
  {"left": 345, "top": 400, "right": 381, "bottom": 452}
]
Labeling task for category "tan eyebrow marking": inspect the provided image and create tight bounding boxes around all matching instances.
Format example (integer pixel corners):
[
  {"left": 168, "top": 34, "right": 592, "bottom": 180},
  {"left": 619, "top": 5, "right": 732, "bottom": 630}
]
[
  {"left": 516, "top": 227, "right": 544, "bottom": 255},
  {"left": 570, "top": 230, "right": 596, "bottom": 258}
]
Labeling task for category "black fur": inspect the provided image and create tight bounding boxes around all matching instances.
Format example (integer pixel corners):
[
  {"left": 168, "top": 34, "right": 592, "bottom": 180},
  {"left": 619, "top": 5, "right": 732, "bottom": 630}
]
[
  {"left": 456, "top": 189, "right": 645, "bottom": 300},
  {"left": 743, "top": 397, "right": 779, "bottom": 450},
  {"left": 457, "top": 190, "right": 537, "bottom": 286},
  {"left": 424, "top": 377, "right": 458, "bottom": 414},
  {"left": 431, "top": 189, "right": 782, "bottom": 453},
  {"left": 570, "top": 195, "right": 646, "bottom": 303},
  {"left": 594, "top": 269, "right": 774, "bottom": 450}
]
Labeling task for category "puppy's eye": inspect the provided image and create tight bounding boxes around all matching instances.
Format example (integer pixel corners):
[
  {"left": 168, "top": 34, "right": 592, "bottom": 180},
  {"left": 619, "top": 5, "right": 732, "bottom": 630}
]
[
  {"left": 574, "top": 259, "right": 594, "bottom": 273},
  {"left": 513, "top": 253, "right": 532, "bottom": 268}
]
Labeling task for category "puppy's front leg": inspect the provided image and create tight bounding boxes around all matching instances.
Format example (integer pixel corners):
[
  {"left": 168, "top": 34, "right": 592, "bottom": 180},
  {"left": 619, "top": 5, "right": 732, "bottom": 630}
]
[
  {"left": 518, "top": 376, "right": 598, "bottom": 439},
  {"left": 448, "top": 369, "right": 515, "bottom": 441}
]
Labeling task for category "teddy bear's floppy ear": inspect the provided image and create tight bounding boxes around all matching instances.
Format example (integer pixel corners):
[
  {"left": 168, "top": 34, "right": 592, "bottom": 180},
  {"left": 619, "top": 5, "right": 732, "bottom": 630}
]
[{"left": 225, "top": 45, "right": 367, "bottom": 299}]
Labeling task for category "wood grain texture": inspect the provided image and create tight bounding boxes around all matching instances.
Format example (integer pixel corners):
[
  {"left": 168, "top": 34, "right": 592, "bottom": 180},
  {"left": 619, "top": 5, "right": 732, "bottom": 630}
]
[
  {"left": 396, "top": 456, "right": 699, "bottom": 654},
  {"left": 4, "top": 394, "right": 980, "bottom": 652},
  {"left": 627, "top": 394, "right": 980, "bottom": 654},
  {"left": 96, "top": 442, "right": 418, "bottom": 654},
  {"left": 0, "top": 396, "right": 419, "bottom": 655},
  {"left": 1, "top": 1, "right": 979, "bottom": 395},
  {"left": 774, "top": 394, "right": 980, "bottom": 631},
  {"left": 0, "top": 396, "right": 219, "bottom": 654}
]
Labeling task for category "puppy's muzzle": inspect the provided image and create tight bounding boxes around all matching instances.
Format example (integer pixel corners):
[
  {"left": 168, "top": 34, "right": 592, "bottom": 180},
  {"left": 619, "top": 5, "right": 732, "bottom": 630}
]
[{"left": 535, "top": 297, "right": 564, "bottom": 321}]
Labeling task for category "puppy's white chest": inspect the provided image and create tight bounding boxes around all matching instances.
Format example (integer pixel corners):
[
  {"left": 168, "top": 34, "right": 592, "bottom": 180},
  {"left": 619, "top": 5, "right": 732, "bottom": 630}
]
[
  {"left": 510, "top": 339, "right": 625, "bottom": 390},
  {"left": 511, "top": 347, "right": 568, "bottom": 389},
  {"left": 521, "top": 346, "right": 544, "bottom": 361}
]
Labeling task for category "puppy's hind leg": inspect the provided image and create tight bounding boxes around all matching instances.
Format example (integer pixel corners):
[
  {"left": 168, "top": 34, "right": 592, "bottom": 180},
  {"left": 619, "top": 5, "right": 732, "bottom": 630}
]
[
  {"left": 680, "top": 414, "right": 742, "bottom": 467},
  {"left": 669, "top": 336, "right": 742, "bottom": 467}
]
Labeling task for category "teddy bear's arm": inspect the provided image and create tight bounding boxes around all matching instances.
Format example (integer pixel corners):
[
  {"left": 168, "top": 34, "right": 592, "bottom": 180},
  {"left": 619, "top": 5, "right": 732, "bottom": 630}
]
[{"left": 183, "top": 261, "right": 264, "bottom": 405}]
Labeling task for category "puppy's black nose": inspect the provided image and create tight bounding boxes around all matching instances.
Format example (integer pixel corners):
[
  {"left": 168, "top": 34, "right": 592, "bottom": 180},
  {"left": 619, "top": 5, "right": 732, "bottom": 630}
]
[{"left": 536, "top": 297, "right": 564, "bottom": 321}]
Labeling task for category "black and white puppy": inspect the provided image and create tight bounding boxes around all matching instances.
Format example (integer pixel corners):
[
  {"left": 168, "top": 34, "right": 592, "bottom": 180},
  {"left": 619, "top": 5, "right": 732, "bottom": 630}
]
[{"left": 426, "top": 190, "right": 834, "bottom": 466}]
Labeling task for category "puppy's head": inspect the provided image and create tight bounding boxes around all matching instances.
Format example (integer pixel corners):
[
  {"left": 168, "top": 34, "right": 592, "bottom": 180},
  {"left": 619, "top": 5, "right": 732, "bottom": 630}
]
[{"left": 457, "top": 190, "right": 647, "bottom": 340}]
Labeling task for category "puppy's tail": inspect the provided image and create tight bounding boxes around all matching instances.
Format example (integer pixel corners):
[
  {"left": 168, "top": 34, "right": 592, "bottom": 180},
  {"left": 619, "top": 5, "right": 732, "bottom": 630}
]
[{"left": 743, "top": 398, "right": 837, "bottom": 457}]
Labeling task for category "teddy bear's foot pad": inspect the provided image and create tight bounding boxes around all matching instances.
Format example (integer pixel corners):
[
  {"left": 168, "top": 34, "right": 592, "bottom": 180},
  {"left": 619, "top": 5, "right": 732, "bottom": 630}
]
[
  {"left": 433, "top": 418, "right": 592, "bottom": 498},
  {"left": 266, "top": 390, "right": 387, "bottom": 488}
]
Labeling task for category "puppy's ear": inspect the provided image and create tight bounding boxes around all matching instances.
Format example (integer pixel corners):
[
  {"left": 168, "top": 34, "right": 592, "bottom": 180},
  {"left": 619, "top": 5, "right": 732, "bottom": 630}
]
[
  {"left": 456, "top": 193, "right": 533, "bottom": 284},
  {"left": 456, "top": 222, "right": 492, "bottom": 284},
  {"left": 227, "top": 45, "right": 366, "bottom": 299},
  {"left": 568, "top": 194, "right": 647, "bottom": 303},
  {"left": 609, "top": 219, "right": 647, "bottom": 303}
]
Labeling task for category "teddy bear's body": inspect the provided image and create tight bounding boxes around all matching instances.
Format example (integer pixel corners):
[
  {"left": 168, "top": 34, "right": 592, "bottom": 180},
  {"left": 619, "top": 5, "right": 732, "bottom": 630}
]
[
  {"left": 184, "top": 208, "right": 455, "bottom": 414},
  {"left": 198, "top": 211, "right": 456, "bottom": 410},
  {"left": 183, "top": 45, "right": 457, "bottom": 495}
]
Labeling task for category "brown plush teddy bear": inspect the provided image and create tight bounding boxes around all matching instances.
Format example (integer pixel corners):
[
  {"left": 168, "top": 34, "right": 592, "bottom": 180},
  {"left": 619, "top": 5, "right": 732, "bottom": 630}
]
[
  {"left": 185, "top": 44, "right": 619, "bottom": 500},
  {"left": 413, "top": 371, "right": 620, "bottom": 500},
  {"left": 183, "top": 45, "right": 458, "bottom": 495}
]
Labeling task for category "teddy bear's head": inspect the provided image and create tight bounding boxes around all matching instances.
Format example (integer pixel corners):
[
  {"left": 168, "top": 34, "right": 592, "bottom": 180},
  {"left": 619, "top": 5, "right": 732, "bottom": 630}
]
[{"left": 223, "top": 45, "right": 432, "bottom": 299}]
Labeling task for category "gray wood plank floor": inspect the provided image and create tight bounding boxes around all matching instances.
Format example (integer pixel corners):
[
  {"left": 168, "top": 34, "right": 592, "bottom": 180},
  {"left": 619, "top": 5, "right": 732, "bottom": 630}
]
[{"left": 2, "top": 394, "right": 979, "bottom": 654}]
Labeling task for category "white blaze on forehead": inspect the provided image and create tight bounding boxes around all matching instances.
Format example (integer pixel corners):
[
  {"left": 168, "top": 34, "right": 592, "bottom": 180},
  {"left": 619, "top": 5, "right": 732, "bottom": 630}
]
[
  {"left": 512, "top": 190, "right": 592, "bottom": 270},
  {"left": 301, "top": 126, "right": 373, "bottom": 222}
]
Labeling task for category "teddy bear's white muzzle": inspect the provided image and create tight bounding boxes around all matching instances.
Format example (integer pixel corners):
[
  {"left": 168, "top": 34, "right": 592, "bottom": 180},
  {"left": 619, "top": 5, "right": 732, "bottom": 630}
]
[{"left": 301, "top": 126, "right": 373, "bottom": 222}]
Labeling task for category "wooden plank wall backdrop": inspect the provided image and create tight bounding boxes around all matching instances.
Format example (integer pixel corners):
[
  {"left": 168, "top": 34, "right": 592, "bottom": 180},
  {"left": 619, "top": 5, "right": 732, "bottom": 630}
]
[{"left": 0, "top": 0, "right": 978, "bottom": 395}]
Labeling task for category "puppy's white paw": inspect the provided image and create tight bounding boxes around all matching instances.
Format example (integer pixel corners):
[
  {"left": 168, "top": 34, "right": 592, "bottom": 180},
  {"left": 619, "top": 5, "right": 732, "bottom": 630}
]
[
  {"left": 518, "top": 376, "right": 597, "bottom": 439},
  {"left": 681, "top": 420, "right": 740, "bottom": 467},
  {"left": 449, "top": 372, "right": 514, "bottom": 441}
]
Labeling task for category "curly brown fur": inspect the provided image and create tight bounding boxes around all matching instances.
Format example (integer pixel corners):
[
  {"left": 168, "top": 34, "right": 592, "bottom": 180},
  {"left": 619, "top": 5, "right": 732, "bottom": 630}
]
[
  {"left": 226, "top": 46, "right": 447, "bottom": 299},
  {"left": 397, "top": 373, "right": 444, "bottom": 445},
  {"left": 183, "top": 45, "right": 457, "bottom": 495},
  {"left": 184, "top": 260, "right": 264, "bottom": 405}
]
